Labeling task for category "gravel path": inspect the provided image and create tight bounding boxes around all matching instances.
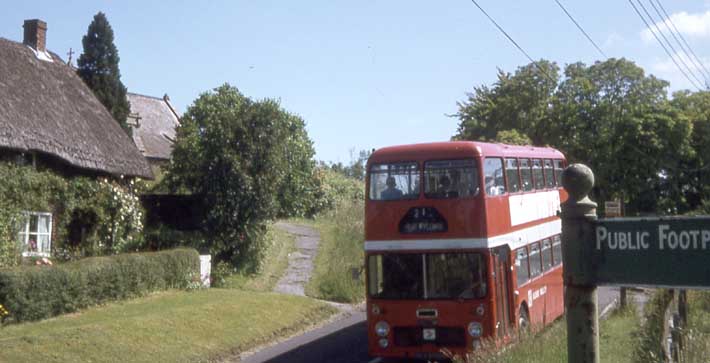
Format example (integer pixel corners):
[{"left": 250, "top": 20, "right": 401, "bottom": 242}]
[{"left": 272, "top": 222, "right": 320, "bottom": 296}]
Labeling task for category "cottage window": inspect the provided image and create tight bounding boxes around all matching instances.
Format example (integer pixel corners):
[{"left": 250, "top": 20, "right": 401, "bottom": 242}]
[{"left": 18, "top": 212, "right": 52, "bottom": 257}]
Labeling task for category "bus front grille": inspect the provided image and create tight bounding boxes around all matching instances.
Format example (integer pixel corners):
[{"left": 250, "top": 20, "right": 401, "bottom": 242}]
[{"left": 393, "top": 327, "right": 466, "bottom": 347}]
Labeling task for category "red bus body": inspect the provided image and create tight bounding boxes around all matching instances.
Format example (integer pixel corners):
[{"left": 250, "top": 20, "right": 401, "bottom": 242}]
[{"left": 365, "top": 141, "right": 568, "bottom": 360}]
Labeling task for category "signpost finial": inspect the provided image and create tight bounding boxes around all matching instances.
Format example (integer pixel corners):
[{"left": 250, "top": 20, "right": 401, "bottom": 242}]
[{"left": 561, "top": 163, "right": 594, "bottom": 202}]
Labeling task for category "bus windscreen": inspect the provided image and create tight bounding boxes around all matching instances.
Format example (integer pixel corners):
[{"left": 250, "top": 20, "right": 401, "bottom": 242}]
[
  {"left": 368, "top": 253, "right": 487, "bottom": 300},
  {"left": 424, "top": 159, "right": 479, "bottom": 199},
  {"left": 369, "top": 162, "right": 420, "bottom": 201}
]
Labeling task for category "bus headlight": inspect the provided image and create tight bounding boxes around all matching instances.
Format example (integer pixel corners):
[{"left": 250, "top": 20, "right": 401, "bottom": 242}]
[
  {"left": 375, "top": 321, "right": 390, "bottom": 337},
  {"left": 468, "top": 322, "right": 483, "bottom": 337},
  {"left": 378, "top": 338, "right": 389, "bottom": 348}
]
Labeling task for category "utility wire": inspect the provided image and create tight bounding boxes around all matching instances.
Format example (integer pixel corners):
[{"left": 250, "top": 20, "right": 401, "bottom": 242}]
[
  {"left": 468, "top": 0, "right": 559, "bottom": 85},
  {"left": 645, "top": 0, "right": 708, "bottom": 89},
  {"left": 553, "top": 0, "right": 607, "bottom": 59},
  {"left": 653, "top": 0, "right": 710, "bottom": 86},
  {"left": 628, "top": 0, "right": 702, "bottom": 91},
  {"left": 637, "top": 0, "right": 704, "bottom": 89}
]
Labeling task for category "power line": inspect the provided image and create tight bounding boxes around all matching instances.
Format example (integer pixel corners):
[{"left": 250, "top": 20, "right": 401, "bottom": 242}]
[
  {"left": 553, "top": 0, "right": 607, "bottom": 59},
  {"left": 468, "top": 0, "right": 559, "bottom": 85},
  {"left": 637, "top": 0, "right": 705, "bottom": 89},
  {"left": 627, "top": 0, "right": 702, "bottom": 91},
  {"left": 644, "top": 0, "right": 708, "bottom": 89},
  {"left": 653, "top": 0, "right": 710, "bottom": 86}
]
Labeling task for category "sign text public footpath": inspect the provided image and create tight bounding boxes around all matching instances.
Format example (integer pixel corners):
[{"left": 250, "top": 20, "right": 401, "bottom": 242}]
[{"left": 591, "top": 216, "right": 710, "bottom": 288}]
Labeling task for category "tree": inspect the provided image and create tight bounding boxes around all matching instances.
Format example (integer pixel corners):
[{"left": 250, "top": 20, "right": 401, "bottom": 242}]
[
  {"left": 275, "top": 113, "right": 319, "bottom": 218},
  {"left": 454, "top": 60, "right": 559, "bottom": 144},
  {"left": 671, "top": 91, "right": 710, "bottom": 212},
  {"left": 455, "top": 58, "right": 697, "bottom": 215},
  {"left": 165, "top": 84, "right": 316, "bottom": 269},
  {"left": 77, "top": 12, "right": 131, "bottom": 135},
  {"left": 550, "top": 59, "right": 693, "bottom": 215}
]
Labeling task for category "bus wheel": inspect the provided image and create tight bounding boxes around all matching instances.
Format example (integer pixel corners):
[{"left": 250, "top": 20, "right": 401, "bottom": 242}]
[{"left": 518, "top": 305, "right": 530, "bottom": 332}]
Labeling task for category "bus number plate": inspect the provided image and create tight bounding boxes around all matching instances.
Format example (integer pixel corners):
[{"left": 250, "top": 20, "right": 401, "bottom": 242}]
[{"left": 422, "top": 328, "right": 436, "bottom": 341}]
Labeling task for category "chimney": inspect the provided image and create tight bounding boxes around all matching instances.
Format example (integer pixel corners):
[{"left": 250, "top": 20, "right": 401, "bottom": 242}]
[{"left": 23, "top": 19, "right": 47, "bottom": 52}]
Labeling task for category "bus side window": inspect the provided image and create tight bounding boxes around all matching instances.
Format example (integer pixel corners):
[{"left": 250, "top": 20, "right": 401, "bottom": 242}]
[
  {"left": 520, "top": 158, "right": 533, "bottom": 192},
  {"left": 484, "top": 158, "right": 506, "bottom": 196},
  {"left": 541, "top": 239, "right": 553, "bottom": 271},
  {"left": 553, "top": 160, "right": 564, "bottom": 187},
  {"left": 529, "top": 242, "right": 542, "bottom": 278},
  {"left": 505, "top": 158, "right": 521, "bottom": 193},
  {"left": 515, "top": 247, "right": 530, "bottom": 286},
  {"left": 532, "top": 159, "right": 544, "bottom": 190},
  {"left": 552, "top": 235, "right": 562, "bottom": 266},
  {"left": 544, "top": 159, "right": 555, "bottom": 188}
]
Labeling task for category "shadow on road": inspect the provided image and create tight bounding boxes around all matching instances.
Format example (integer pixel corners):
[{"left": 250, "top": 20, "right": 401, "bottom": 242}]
[{"left": 263, "top": 321, "right": 370, "bottom": 363}]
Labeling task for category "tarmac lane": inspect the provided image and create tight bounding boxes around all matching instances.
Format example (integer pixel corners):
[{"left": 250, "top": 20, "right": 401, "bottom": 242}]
[{"left": 239, "top": 286, "right": 620, "bottom": 363}]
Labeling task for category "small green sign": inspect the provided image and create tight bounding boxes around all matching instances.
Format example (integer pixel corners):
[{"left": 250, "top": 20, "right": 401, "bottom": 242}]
[{"left": 592, "top": 216, "right": 710, "bottom": 288}]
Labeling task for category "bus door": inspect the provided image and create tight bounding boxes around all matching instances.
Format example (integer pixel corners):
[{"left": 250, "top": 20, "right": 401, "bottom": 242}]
[{"left": 492, "top": 246, "right": 512, "bottom": 337}]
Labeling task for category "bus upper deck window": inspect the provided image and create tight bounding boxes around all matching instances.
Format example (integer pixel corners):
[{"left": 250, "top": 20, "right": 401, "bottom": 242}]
[
  {"left": 520, "top": 159, "right": 533, "bottom": 192},
  {"left": 544, "top": 159, "right": 555, "bottom": 188},
  {"left": 369, "top": 162, "right": 420, "bottom": 201},
  {"left": 424, "top": 159, "right": 479, "bottom": 199},
  {"left": 484, "top": 158, "right": 506, "bottom": 196},
  {"left": 553, "top": 160, "right": 564, "bottom": 187},
  {"left": 505, "top": 158, "right": 521, "bottom": 193},
  {"left": 532, "top": 159, "right": 544, "bottom": 190}
]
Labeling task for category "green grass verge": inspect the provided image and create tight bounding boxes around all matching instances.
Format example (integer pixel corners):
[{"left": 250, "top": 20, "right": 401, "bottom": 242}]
[
  {"left": 456, "top": 307, "right": 639, "bottom": 363},
  {"left": 0, "top": 289, "right": 337, "bottom": 363},
  {"left": 304, "top": 200, "right": 365, "bottom": 303},
  {"left": 221, "top": 223, "right": 297, "bottom": 292},
  {"left": 682, "top": 291, "right": 710, "bottom": 361}
]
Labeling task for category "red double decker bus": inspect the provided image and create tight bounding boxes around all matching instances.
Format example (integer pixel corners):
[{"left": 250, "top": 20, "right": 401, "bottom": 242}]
[{"left": 365, "top": 141, "right": 568, "bottom": 360}]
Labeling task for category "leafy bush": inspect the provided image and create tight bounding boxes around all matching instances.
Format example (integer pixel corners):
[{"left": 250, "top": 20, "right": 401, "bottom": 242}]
[
  {"left": 306, "top": 172, "right": 365, "bottom": 303},
  {"left": 308, "top": 167, "right": 364, "bottom": 216},
  {"left": 0, "top": 248, "right": 199, "bottom": 324},
  {"left": 632, "top": 289, "right": 674, "bottom": 362},
  {"left": 210, "top": 260, "right": 234, "bottom": 288},
  {"left": 165, "top": 84, "right": 319, "bottom": 271}
]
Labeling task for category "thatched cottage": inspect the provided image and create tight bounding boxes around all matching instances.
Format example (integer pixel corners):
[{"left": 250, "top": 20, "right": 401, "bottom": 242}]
[
  {"left": 0, "top": 19, "right": 152, "bottom": 256},
  {"left": 126, "top": 92, "right": 180, "bottom": 174}
]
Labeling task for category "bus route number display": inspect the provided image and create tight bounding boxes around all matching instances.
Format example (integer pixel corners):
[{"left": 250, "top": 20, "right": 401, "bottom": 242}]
[{"left": 592, "top": 216, "right": 710, "bottom": 288}]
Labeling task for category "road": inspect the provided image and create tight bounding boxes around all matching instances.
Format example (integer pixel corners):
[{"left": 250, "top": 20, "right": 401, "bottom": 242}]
[
  {"left": 239, "top": 287, "right": 619, "bottom": 363},
  {"left": 239, "top": 310, "right": 370, "bottom": 363}
]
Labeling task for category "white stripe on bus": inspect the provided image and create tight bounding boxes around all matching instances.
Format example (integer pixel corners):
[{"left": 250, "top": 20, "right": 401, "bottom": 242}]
[
  {"left": 364, "top": 219, "right": 561, "bottom": 251},
  {"left": 509, "top": 190, "right": 561, "bottom": 226}
]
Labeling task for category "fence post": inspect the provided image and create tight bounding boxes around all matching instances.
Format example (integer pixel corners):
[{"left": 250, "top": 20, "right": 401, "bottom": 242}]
[{"left": 560, "top": 164, "right": 599, "bottom": 363}]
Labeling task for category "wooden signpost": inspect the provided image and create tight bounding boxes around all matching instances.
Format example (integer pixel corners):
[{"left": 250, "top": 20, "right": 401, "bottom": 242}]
[
  {"left": 604, "top": 200, "right": 622, "bottom": 218},
  {"left": 560, "top": 164, "right": 710, "bottom": 363}
]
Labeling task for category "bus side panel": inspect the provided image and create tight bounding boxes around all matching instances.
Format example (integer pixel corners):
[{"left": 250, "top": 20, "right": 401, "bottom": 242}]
[
  {"left": 513, "top": 266, "right": 564, "bottom": 328},
  {"left": 482, "top": 193, "right": 510, "bottom": 238},
  {"left": 544, "top": 266, "right": 564, "bottom": 322}
]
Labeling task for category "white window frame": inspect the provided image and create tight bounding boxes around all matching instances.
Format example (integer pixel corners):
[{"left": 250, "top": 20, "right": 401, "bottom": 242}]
[{"left": 18, "top": 212, "right": 52, "bottom": 257}]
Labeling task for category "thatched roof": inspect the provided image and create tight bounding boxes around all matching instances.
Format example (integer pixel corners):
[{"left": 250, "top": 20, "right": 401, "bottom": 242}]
[
  {"left": 127, "top": 93, "right": 180, "bottom": 161},
  {"left": 0, "top": 37, "right": 152, "bottom": 178}
]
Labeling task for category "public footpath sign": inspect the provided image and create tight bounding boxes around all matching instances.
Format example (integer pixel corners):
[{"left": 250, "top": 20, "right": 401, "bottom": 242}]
[{"left": 593, "top": 216, "right": 710, "bottom": 288}]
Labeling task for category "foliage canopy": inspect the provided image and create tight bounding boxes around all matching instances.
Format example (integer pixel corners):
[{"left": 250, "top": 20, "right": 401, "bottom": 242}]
[
  {"left": 455, "top": 58, "right": 707, "bottom": 215},
  {"left": 165, "top": 84, "right": 319, "bottom": 270}
]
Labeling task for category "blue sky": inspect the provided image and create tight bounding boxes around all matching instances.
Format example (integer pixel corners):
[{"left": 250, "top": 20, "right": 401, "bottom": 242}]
[{"left": 2, "top": 1, "right": 709, "bottom": 163}]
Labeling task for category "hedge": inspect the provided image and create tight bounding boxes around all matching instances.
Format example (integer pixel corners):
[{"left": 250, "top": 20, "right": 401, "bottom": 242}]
[{"left": 0, "top": 248, "right": 199, "bottom": 324}]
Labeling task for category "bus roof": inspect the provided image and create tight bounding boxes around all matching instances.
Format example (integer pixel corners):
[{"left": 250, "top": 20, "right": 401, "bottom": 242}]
[{"left": 368, "top": 141, "right": 565, "bottom": 164}]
